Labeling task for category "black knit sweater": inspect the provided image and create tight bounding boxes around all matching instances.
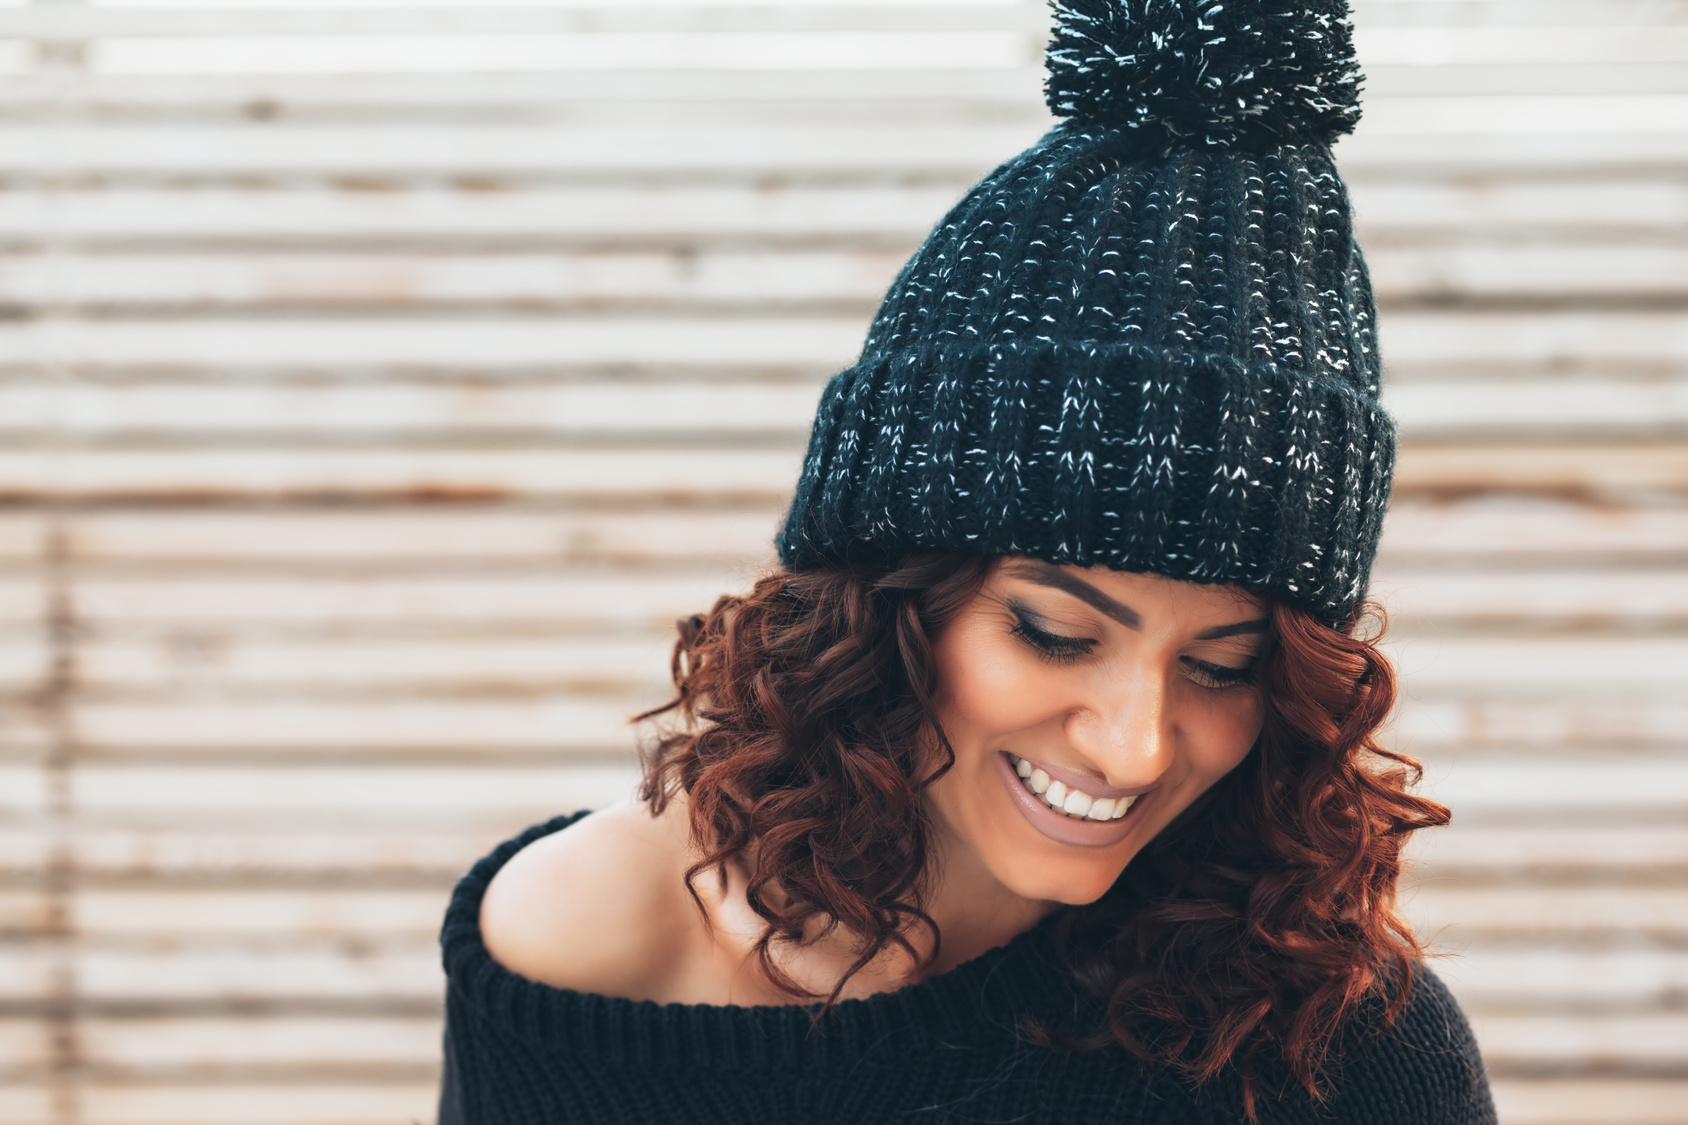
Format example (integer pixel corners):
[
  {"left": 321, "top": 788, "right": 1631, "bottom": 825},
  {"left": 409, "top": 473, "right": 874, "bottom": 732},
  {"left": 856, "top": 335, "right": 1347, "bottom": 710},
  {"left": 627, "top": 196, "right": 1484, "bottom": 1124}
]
[{"left": 439, "top": 814, "right": 1496, "bottom": 1124}]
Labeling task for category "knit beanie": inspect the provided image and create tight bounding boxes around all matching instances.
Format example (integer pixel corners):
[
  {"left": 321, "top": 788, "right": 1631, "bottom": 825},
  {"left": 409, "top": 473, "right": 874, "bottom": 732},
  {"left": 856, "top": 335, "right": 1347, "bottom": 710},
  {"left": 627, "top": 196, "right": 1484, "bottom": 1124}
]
[{"left": 776, "top": 0, "right": 1391, "bottom": 626}]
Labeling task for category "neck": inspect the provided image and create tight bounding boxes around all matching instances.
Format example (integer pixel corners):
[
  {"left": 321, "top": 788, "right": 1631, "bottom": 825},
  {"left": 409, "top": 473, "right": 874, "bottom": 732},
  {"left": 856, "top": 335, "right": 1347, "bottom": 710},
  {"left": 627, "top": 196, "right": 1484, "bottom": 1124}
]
[{"left": 916, "top": 810, "right": 1059, "bottom": 976}]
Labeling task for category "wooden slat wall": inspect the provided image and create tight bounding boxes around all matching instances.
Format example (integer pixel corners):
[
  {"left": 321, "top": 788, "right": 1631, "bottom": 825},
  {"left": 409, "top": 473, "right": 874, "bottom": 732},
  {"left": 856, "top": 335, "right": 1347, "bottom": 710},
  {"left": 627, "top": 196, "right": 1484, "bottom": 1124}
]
[{"left": 0, "top": 2, "right": 1682, "bottom": 1122}]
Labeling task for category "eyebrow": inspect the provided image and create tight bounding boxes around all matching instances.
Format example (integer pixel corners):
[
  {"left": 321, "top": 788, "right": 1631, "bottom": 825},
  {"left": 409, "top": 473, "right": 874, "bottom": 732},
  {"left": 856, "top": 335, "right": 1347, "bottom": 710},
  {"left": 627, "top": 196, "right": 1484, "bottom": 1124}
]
[{"left": 1002, "top": 560, "right": 1268, "bottom": 640}]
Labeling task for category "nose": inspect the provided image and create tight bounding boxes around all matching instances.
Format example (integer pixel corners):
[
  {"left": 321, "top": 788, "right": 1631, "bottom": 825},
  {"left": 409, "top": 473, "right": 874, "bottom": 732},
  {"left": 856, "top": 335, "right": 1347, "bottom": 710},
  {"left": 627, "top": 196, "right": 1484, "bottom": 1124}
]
[{"left": 1063, "top": 665, "right": 1175, "bottom": 786}]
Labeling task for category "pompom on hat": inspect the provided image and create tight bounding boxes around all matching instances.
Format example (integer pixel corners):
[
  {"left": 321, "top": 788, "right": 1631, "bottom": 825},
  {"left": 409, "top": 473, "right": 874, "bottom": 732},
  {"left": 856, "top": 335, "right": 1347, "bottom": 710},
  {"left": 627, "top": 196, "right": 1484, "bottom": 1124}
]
[{"left": 776, "top": 0, "right": 1390, "bottom": 626}]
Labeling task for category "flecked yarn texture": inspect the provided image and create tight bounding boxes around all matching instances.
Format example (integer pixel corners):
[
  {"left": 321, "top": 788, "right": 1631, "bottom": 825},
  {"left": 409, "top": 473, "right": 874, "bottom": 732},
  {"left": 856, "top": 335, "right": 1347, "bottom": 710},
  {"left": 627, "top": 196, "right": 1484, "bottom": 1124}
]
[{"left": 777, "top": 1, "right": 1392, "bottom": 624}]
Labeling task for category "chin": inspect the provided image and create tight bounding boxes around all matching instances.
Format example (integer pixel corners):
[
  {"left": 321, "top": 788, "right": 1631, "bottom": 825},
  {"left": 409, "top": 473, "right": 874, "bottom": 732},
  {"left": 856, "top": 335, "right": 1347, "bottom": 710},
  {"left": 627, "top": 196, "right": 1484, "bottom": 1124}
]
[{"left": 991, "top": 843, "right": 1134, "bottom": 907}]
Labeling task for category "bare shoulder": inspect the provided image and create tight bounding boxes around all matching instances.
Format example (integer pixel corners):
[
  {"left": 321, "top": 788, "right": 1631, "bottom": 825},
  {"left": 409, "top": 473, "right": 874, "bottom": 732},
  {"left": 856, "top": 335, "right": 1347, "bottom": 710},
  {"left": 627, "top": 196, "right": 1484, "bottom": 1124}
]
[{"left": 479, "top": 799, "right": 698, "bottom": 1000}]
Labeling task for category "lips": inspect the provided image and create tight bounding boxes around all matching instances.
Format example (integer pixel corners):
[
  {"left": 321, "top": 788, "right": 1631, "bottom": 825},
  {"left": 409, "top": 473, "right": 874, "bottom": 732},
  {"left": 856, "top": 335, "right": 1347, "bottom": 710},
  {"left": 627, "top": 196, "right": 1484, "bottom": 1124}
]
[{"left": 994, "top": 752, "right": 1154, "bottom": 848}]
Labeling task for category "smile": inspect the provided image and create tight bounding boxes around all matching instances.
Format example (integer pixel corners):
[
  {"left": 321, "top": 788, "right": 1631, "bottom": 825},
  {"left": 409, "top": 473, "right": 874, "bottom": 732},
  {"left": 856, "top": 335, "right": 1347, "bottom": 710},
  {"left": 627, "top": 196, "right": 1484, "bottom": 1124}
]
[
  {"left": 994, "top": 752, "right": 1153, "bottom": 848},
  {"left": 1009, "top": 754, "right": 1134, "bottom": 820}
]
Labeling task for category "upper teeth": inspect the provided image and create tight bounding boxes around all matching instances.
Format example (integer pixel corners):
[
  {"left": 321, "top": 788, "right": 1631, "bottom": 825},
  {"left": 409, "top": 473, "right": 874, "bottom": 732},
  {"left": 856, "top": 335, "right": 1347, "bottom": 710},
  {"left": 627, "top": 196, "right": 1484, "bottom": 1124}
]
[{"left": 1011, "top": 755, "right": 1133, "bottom": 820}]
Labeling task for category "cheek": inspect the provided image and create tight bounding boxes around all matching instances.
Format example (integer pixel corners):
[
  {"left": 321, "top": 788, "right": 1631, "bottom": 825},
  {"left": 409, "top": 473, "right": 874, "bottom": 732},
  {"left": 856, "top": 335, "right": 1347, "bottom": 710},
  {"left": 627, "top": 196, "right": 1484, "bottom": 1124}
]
[
  {"left": 931, "top": 624, "right": 1058, "bottom": 742},
  {"left": 1182, "top": 690, "right": 1265, "bottom": 781}
]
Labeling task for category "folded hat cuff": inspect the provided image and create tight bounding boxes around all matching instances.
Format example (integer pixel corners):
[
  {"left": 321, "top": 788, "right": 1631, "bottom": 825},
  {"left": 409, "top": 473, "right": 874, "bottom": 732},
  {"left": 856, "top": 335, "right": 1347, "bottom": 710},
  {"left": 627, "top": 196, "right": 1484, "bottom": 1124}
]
[{"left": 776, "top": 342, "right": 1394, "bottom": 626}]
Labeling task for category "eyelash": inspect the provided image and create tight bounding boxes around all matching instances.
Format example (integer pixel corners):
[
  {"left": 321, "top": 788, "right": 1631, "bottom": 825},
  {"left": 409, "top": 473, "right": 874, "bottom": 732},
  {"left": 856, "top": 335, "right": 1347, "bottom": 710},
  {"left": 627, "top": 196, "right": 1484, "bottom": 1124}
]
[
  {"left": 1010, "top": 608, "right": 1259, "bottom": 688},
  {"left": 1010, "top": 612, "right": 1095, "bottom": 665},
  {"left": 1182, "top": 658, "right": 1259, "bottom": 690}
]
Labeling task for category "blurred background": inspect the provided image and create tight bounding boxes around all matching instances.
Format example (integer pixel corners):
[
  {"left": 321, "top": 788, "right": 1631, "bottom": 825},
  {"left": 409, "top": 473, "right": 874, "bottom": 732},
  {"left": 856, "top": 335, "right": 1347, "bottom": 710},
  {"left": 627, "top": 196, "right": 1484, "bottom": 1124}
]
[{"left": 0, "top": 0, "right": 1683, "bottom": 1122}]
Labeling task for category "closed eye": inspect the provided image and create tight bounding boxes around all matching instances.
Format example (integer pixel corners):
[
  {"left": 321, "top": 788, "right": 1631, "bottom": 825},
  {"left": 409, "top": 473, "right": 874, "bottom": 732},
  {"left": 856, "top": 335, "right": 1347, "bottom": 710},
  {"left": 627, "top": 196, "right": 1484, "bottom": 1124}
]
[
  {"left": 1182, "top": 656, "right": 1257, "bottom": 690},
  {"left": 1009, "top": 607, "right": 1095, "bottom": 665}
]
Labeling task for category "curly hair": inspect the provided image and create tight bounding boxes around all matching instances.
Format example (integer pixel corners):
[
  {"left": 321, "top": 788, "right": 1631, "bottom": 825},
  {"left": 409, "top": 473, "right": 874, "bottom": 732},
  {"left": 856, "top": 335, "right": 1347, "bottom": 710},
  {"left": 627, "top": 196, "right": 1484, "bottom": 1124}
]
[{"left": 638, "top": 552, "right": 1448, "bottom": 1112}]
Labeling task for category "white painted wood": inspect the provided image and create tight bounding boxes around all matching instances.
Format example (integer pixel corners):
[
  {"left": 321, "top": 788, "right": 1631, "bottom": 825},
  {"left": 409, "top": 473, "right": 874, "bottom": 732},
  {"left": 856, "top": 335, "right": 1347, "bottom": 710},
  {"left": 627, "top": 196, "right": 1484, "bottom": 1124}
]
[
  {"left": 70, "top": 700, "right": 656, "bottom": 751},
  {"left": 1437, "top": 946, "right": 1688, "bottom": 1006},
  {"left": 62, "top": 509, "right": 783, "bottom": 562},
  {"left": 1392, "top": 696, "right": 1688, "bottom": 751},
  {"left": 0, "top": 449, "right": 810, "bottom": 502},
  {"left": 71, "top": 764, "right": 640, "bottom": 811},
  {"left": 1471, "top": 1015, "right": 1688, "bottom": 1066},
  {"left": 80, "top": 1016, "right": 442, "bottom": 1069},
  {"left": 74, "top": 890, "right": 449, "bottom": 938},
  {"left": 76, "top": 1082, "right": 439, "bottom": 1125},
  {"left": 1378, "top": 498, "right": 1688, "bottom": 559},
  {"left": 1488, "top": 1080, "right": 1688, "bottom": 1125},
  {"left": 76, "top": 945, "right": 443, "bottom": 1003},
  {"left": 75, "top": 634, "right": 675, "bottom": 690},
  {"left": 0, "top": 186, "right": 963, "bottom": 241},
  {"left": 1406, "top": 886, "right": 1688, "bottom": 935},
  {"left": 0, "top": 315, "right": 866, "bottom": 368},
  {"left": 69, "top": 572, "right": 749, "bottom": 625},
  {"left": 1410, "top": 825, "right": 1688, "bottom": 873}
]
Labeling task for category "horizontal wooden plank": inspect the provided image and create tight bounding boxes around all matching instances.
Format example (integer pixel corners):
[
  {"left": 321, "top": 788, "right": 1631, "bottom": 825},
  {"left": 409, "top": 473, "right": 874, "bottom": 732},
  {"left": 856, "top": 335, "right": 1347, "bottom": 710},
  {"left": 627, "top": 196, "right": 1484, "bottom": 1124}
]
[
  {"left": 79, "top": 1015, "right": 440, "bottom": 1071},
  {"left": 77, "top": 944, "right": 442, "bottom": 1003},
  {"left": 0, "top": 449, "right": 809, "bottom": 503},
  {"left": 1409, "top": 825, "right": 1688, "bottom": 874},
  {"left": 1352, "top": 181, "right": 1688, "bottom": 235},
  {"left": 0, "top": 5, "right": 1050, "bottom": 40},
  {"left": 0, "top": 946, "right": 55, "bottom": 1004},
  {"left": 60, "top": 509, "right": 783, "bottom": 563},
  {"left": 1380, "top": 312, "right": 1688, "bottom": 373},
  {"left": 0, "top": 890, "right": 53, "bottom": 935},
  {"left": 69, "top": 572, "right": 742, "bottom": 625},
  {"left": 0, "top": 583, "right": 44, "bottom": 626},
  {"left": 1439, "top": 945, "right": 1688, "bottom": 1007},
  {"left": 84, "top": 32, "right": 1033, "bottom": 77},
  {"left": 1489, "top": 1079, "right": 1688, "bottom": 1125},
  {"left": 75, "top": 634, "right": 673, "bottom": 691},
  {"left": 0, "top": 1086, "right": 50, "bottom": 1125},
  {"left": 74, "top": 890, "right": 447, "bottom": 938},
  {"left": 0, "top": 315, "right": 864, "bottom": 369},
  {"left": 1355, "top": 27, "right": 1688, "bottom": 65},
  {"left": 0, "top": 1018, "right": 48, "bottom": 1073},
  {"left": 0, "top": 379, "right": 828, "bottom": 435},
  {"left": 0, "top": 825, "right": 498, "bottom": 878},
  {"left": 0, "top": 124, "right": 1047, "bottom": 175},
  {"left": 1383, "top": 636, "right": 1688, "bottom": 691},
  {"left": 1392, "top": 444, "right": 1688, "bottom": 497},
  {"left": 0, "top": 518, "right": 45, "bottom": 560},
  {"left": 1407, "top": 885, "right": 1688, "bottom": 937},
  {"left": 76, "top": 1081, "right": 437, "bottom": 1125},
  {"left": 0, "top": 637, "right": 48, "bottom": 690},
  {"left": 1473, "top": 1013, "right": 1688, "bottom": 1066},
  {"left": 0, "top": 767, "right": 49, "bottom": 815},
  {"left": 0, "top": 186, "right": 958, "bottom": 243},
  {"left": 1414, "top": 755, "right": 1688, "bottom": 813},
  {"left": 71, "top": 763, "right": 638, "bottom": 811},
  {"left": 70, "top": 699, "right": 656, "bottom": 752},
  {"left": 1393, "top": 696, "right": 1688, "bottom": 751},
  {"left": 0, "top": 250, "right": 905, "bottom": 309},
  {"left": 1374, "top": 572, "right": 1688, "bottom": 624},
  {"left": 1369, "top": 246, "right": 1688, "bottom": 303},
  {"left": 1378, "top": 498, "right": 1688, "bottom": 560}
]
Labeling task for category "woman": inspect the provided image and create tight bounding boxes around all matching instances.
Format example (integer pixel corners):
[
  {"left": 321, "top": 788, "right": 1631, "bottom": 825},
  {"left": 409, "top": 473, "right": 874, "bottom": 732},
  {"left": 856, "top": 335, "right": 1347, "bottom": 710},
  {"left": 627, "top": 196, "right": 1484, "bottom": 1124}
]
[{"left": 439, "top": 2, "right": 1496, "bottom": 1121}]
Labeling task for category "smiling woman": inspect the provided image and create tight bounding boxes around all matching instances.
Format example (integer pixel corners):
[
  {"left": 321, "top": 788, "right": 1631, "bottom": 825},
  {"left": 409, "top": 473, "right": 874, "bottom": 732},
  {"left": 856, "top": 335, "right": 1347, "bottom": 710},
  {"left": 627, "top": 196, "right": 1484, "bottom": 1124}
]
[{"left": 437, "top": 0, "right": 1497, "bottom": 1122}]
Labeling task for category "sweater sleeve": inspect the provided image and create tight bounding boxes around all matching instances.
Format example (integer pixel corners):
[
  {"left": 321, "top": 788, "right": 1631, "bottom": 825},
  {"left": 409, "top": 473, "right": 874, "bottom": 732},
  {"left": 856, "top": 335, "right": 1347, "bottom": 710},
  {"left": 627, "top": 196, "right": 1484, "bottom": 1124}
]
[{"left": 1248, "top": 967, "right": 1497, "bottom": 1125}]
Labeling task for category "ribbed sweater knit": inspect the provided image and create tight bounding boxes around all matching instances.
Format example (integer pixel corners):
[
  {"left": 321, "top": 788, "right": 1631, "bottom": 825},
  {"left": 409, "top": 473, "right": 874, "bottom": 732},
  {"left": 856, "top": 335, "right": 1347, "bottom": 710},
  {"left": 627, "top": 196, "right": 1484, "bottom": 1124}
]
[{"left": 439, "top": 814, "right": 1497, "bottom": 1124}]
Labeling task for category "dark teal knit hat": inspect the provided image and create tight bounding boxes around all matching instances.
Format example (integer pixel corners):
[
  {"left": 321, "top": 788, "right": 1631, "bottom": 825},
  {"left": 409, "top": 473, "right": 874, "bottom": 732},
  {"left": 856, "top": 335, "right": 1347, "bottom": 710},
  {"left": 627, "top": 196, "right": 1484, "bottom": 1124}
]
[{"left": 777, "top": 0, "right": 1391, "bottom": 625}]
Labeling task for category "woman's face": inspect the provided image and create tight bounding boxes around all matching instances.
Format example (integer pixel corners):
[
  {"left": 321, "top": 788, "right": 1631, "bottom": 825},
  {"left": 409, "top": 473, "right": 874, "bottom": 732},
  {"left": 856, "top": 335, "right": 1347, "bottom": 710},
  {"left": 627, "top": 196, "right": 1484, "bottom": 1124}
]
[{"left": 925, "top": 559, "right": 1268, "bottom": 907}]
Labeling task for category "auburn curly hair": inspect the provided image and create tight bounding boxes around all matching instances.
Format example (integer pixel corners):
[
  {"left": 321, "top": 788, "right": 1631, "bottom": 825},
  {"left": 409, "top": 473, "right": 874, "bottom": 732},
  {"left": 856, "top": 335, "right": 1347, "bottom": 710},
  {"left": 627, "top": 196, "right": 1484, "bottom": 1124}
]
[{"left": 638, "top": 552, "right": 1448, "bottom": 1113}]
